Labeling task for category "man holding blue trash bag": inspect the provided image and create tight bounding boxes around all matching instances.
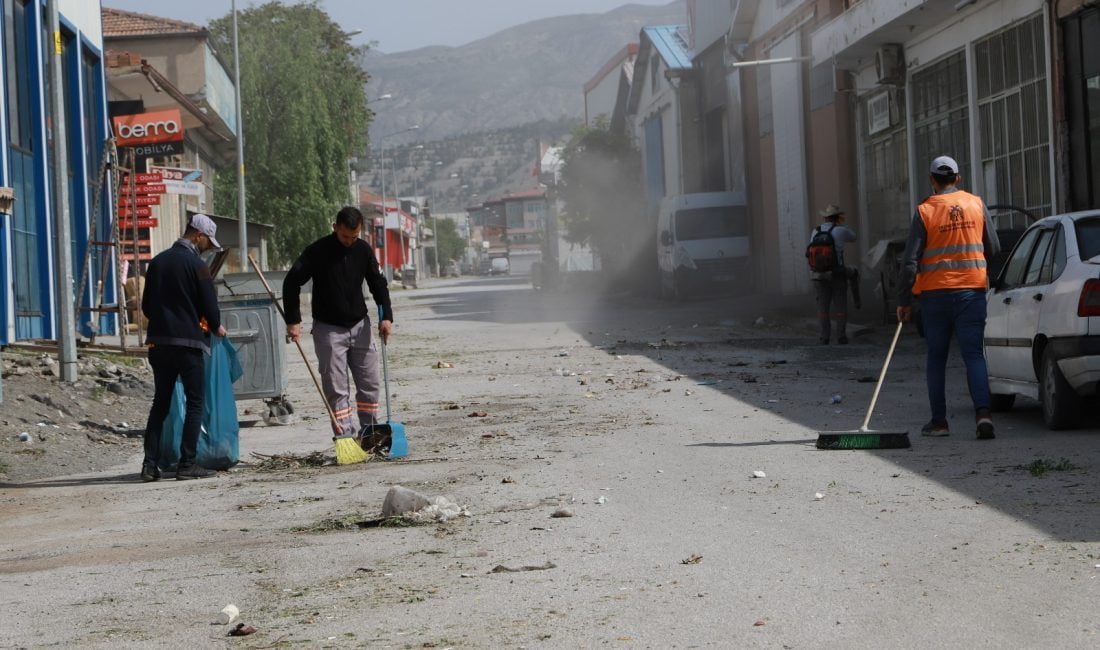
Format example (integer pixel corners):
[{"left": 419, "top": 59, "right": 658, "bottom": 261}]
[
  {"left": 139, "top": 214, "right": 226, "bottom": 482},
  {"left": 283, "top": 207, "right": 393, "bottom": 446}
]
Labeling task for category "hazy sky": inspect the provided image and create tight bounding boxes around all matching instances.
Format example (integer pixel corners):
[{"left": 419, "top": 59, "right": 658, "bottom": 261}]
[{"left": 105, "top": 0, "right": 675, "bottom": 52}]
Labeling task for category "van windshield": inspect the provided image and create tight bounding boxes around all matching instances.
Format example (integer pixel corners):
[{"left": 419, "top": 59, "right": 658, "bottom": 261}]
[{"left": 675, "top": 207, "right": 748, "bottom": 241}]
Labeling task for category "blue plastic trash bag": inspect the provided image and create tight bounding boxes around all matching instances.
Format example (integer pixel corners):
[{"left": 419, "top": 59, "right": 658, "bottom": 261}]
[{"left": 158, "top": 338, "right": 243, "bottom": 471}]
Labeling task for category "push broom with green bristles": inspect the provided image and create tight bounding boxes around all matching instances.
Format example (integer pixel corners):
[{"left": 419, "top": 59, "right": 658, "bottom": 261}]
[
  {"left": 248, "top": 255, "right": 369, "bottom": 465},
  {"left": 816, "top": 321, "right": 911, "bottom": 450}
]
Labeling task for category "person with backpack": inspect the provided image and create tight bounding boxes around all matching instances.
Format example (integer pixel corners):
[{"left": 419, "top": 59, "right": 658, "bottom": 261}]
[{"left": 807, "top": 204, "right": 858, "bottom": 344}]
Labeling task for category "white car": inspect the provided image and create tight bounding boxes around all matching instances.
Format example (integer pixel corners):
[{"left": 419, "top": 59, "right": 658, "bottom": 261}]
[{"left": 984, "top": 210, "right": 1100, "bottom": 429}]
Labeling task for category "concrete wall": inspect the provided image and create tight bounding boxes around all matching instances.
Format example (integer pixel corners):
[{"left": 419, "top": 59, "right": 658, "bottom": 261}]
[
  {"left": 634, "top": 52, "right": 683, "bottom": 199},
  {"left": 769, "top": 33, "right": 811, "bottom": 294},
  {"left": 107, "top": 36, "right": 206, "bottom": 95},
  {"left": 60, "top": 0, "right": 103, "bottom": 46}
]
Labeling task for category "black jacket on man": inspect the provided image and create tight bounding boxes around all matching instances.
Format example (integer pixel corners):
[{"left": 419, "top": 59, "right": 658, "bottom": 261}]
[
  {"left": 142, "top": 238, "right": 221, "bottom": 352},
  {"left": 282, "top": 234, "right": 392, "bottom": 328}
]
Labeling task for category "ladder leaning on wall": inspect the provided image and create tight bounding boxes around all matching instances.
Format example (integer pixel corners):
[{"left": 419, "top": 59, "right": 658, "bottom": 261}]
[{"left": 74, "top": 137, "right": 133, "bottom": 351}]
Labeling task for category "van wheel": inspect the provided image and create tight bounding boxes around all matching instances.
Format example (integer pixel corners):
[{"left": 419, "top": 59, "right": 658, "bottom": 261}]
[
  {"left": 1040, "top": 349, "right": 1082, "bottom": 430},
  {"left": 990, "top": 393, "right": 1016, "bottom": 412}
]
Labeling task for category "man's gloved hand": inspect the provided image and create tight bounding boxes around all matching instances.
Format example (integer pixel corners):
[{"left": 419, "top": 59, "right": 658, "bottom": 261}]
[{"left": 896, "top": 306, "right": 912, "bottom": 322}]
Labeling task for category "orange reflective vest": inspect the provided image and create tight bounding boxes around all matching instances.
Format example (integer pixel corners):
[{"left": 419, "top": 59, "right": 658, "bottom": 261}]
[{"left": 912, "top": 191, "right": 988, "bottom": 295}]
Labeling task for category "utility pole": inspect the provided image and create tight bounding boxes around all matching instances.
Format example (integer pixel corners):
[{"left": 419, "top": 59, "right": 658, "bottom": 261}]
[
  {"left": 232, "top": 0, "right": 248, "bottom": 271},
  {"left": 47, "top": 0, "right": 77, "bottom": 382}
]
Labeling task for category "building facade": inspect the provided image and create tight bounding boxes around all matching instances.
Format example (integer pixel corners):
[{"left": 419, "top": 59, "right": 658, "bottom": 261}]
[
  {"left": 1, "top": 0, "right": 109, "bottom": 344},
  {"left": 102, "top": 8, "right": 242, "bottom": 269}
]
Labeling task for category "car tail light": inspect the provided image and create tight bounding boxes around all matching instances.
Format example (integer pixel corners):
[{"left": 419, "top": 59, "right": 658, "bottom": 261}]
[{"left": 1079, "top": 279, "right": 1100, "bottom": 317}]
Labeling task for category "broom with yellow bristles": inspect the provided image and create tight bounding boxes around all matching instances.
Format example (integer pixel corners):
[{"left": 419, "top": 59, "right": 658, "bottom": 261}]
[{"left": 248, "top": 255, "right": 369, "bottom": 465}]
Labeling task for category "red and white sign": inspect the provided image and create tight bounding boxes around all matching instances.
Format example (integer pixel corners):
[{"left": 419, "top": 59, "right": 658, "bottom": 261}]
[
  {"left": 118, "top": 217, "right": 159, "bottom": 229},
  {"left": 118, "top": 206, "right": 153, "bottom": 218},
  {"left": 121, "top": 172, "right": 163, "bottom": 185},
  {"left": 118, "top": 194, "right": 160, "bottom": 207},
  {"left": 132, "top": 183, "right": 166, "bottom": 195},
  {"left": 113, "top": 109, "right": 185, "bottom": 147}
]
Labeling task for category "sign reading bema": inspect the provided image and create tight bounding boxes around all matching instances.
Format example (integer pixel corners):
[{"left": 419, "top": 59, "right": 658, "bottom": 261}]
[{"left": 113, "top": 109, "right": 185, "bottom": 147}]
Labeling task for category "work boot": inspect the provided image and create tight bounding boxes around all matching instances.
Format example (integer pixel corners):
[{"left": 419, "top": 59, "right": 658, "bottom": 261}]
[
  {"left": 976, "top": 410, "right": 995, "bottom": 440},
  {"left": 920, "top": 419, "right": 950, "bottom": 436},
  {"left": 176, "top": 464, "right": 217, "bottom": 480},
  {"left": 140, "top": 461, "right": 161, "bottom": 483}
]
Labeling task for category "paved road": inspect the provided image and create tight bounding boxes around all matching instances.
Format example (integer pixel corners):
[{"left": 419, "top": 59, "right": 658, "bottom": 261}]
[{"left": 1, "top": 276, "right": 1097, "bottom": 648}]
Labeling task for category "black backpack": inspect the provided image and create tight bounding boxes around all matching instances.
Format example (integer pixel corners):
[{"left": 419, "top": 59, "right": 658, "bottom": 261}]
[{"left": 806, "top": 224, "right": 839, "bottom": 273}]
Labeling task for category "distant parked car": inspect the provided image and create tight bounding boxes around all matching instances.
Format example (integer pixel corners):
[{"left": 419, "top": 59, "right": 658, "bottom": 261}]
[
  {"left": 490, "top": 257, "right": 510, "bottom": 275},
  {"left": 984, "top": 210, "right": 1100, "bottom": 429}
]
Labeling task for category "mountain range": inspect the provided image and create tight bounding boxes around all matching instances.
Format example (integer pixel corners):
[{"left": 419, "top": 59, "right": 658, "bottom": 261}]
[{"left": 363, "top": 1, "right": 686, "bottom": 145}]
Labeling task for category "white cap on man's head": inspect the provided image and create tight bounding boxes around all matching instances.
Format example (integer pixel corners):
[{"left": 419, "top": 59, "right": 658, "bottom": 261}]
[
  {"left": 189, "top": 213, "right": 222, "bottom": 250},
  {"left": 929, "top": 155, "right": 959, "bottom": 175}
]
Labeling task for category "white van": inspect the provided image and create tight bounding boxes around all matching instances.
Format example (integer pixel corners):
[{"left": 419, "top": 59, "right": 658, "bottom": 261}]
[{"left": 657, "top": 192, "right": 750, "bottom": 299}]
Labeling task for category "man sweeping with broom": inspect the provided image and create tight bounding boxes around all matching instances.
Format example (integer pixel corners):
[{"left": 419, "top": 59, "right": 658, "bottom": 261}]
[
  {"left": 283, "top": 207, "right": 393, "bottom": 456},
  {"left": 897, "top": 155, "right": 999, "bottom": 440}
]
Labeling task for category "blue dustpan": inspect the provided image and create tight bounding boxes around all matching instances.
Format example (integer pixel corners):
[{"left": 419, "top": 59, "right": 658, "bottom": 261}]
[{"left": 379, "top": 305, "right": 407, "bottom": 459}]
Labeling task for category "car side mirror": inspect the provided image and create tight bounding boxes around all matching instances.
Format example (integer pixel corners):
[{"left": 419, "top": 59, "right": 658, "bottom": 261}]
[{"left": 660, "top": 230, "right": 673, "bottom": 246}]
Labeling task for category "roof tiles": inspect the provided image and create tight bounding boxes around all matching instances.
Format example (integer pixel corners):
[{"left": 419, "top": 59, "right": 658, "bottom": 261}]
[{"left": 102, "top": 7, "right": 205, "bottom": 37}]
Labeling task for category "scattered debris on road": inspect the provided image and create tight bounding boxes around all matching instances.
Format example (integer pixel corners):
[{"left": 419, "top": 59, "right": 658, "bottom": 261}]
[
  {"left": 681, "top": 554, "right": 703, "bottom": 565},
  {"left": 227, "top": 623, "right": 257, "bottom": 636},
  {"left": 490, "top": 561, "right": 556, "bottom": 573},
  {"left": 217, "top": 604, "right": 239, "bottom": 625},
  {"left": 250, "top": 451, "right": 330, "bottom": 471},
  {"left": 752, "top": 471, "right": 767, "bottom": 479},
  {"left": 550, "top": 507, "right": 574, "bottom": 518}
]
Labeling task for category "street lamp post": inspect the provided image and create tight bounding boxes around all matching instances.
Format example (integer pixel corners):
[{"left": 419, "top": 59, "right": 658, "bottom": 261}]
[
  {"left": 46, "top": 0, "right": 76, "bottom": 382},
  {"left": 373, "top": 125, "right": 419, "bottom": 282},
  {"left": 232, "top": 0, "right": 247, "bottom": 271}
]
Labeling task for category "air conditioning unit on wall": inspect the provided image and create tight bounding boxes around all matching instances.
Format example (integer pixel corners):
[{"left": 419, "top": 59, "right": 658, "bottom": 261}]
[{"left": 875, "top": 44, "right": 905, "bottom": 85}]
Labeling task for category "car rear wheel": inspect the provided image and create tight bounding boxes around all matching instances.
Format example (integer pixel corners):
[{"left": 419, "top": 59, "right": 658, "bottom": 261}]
[
  {"left": 1040, "top": 349, "right": 1082, "bottom": 430},
  {"left": 990, "top": 393, "right": 1016, "bottom": 412}
]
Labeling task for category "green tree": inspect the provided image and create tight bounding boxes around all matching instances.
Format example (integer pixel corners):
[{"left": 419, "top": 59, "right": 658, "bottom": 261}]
[
  {"left": 425, "top": 217, "right": 466, "bottom": 269},
  {"left": 558, "top": 119, "right": 651, "bottom": 287},
  {"left": 209, "top": 1, "right": 369, "bottom": 266}
]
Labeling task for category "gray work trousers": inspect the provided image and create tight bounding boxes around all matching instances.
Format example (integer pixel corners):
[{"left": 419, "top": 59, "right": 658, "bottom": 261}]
[
  {"left": 312, "top": 318, "right": 380, "bottom": 437},
  {"left": 814, "top": 272, "right": 849, "bottom": 342}
]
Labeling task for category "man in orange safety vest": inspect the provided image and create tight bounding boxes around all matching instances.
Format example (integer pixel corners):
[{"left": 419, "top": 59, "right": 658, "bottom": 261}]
[{"left": 897, "top": 155, "right": 1000, "bottom": 440}]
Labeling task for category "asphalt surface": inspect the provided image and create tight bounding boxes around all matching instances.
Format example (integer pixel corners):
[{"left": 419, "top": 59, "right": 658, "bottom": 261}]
[{"left": 1, "top": 275, "right": 1098, "bottom": 648}]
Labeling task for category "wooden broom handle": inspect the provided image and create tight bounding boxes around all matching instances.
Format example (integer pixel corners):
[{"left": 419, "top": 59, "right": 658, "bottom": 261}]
[
  {"left": 860, "top": 321, "right": 904, "bottom": 432},
  {"left": 247, "top": 254, "right": 342, "bottom": 433}
]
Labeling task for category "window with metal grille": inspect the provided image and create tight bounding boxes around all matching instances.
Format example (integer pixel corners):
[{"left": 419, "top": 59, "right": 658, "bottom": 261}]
[
  {"left": 911, "top": 50, "right": 970, "bottom": 186},
  {"left": 975, "top": 14, "right": 1051, "bottom": 217}
]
